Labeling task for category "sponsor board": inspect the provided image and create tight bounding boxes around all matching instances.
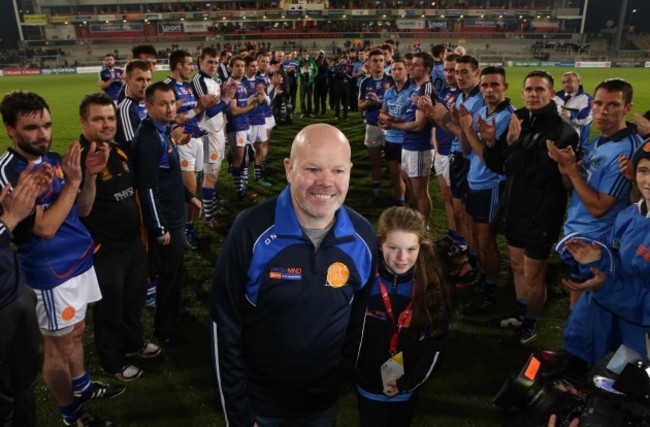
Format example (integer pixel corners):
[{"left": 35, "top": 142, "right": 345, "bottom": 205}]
[
  {"left": 42, "top": 68, "right": 76, "bottom": 75},
  {"left": 444, "top": 9, "right": 463, "bottom": 16},
  {"left": 327, "top": 9, "right": 345, "bottom": 16},
  {"left": 307, "top": 10, "right": 323, "bottom": 16},
  {"left": 351, "top": 9, "right": 369, "bottom": 16},
  {"left": 468, "top": 9, "right": 486, "bottom": 16},
  {"left": 2, "top": 69, "right": 41, "bottom": 76},
  {"left": 540, "top": 61, "right": 576, "bottom": 67},
  {"left": 76, "top": 66, "right": 103, "bottom": 74},
  {"left": 265, "top": 10, "right": 281, "bottom": 17},
  {"left": 428, "top": 20, "right": 449, "bottom": 29},
  {"left": 50, "top": 16, "right": 69, "bottom": 24},
  {"left": 513, "top": 61, "right": 541, "bottom": 67},
  {"left": 72, "top": 15, "right": 93, "bottom": 23},
  {"left": 0, "top": 70, "right": 3, "bottom": 77},
  {"left": 145, "top": 13, "right": 163, "bottom": 20},
  {"left": 158, "top": 22, "right": 184, "bottom": 33},
  {"left": 396, "top": 19, "right": 425, "bottom": 30},
  {"left": 98, "top": 15, "right": 117, "bottom": 21},
  {"left": 184, "top": 22, "right": 211, "bottom": 32},
  {"left": 646, "top": 62, "right": 650, "bottom": 68},
  {"left": 23, "top": 14, "right": 47, "bottom": 25},
  {"left": 575, "top": 61, "right": 611, "bottom": 68},
  {"left": 287, "top": 10, "right": 303, "bottom": 16},
  {"left": 90, "top": 23, "right": 144, "bottom": 32}
]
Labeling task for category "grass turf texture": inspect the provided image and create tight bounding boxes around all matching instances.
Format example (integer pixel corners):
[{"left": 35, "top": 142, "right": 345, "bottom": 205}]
[{"left": 1, "top": 67, "right": 648, "bottom": 426}]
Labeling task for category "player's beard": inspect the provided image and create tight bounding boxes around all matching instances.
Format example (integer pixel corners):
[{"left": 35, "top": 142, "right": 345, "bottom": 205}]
[{"left": 18, "top": 136, "right": 51, "bottom": 157}]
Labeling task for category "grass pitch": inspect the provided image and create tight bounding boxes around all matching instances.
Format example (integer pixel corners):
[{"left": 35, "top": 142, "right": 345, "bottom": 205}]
[{"left": 1, "top": 66, "right": 648, "bottom": 426}]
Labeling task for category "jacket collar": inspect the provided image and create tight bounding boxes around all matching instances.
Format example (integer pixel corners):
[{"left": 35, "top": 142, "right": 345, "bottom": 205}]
[{"left": 274, "top": 186, "right": 356, "bottom": 240}]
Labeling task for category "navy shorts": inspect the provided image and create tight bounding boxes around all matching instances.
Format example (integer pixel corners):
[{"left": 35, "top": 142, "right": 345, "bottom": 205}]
[
  {"left": 506, "top": 237, "right": 553, "bottom": 261},
  {"left": 449, "top": 152, "right": 470, "bottom": 200},
  {"left": 384, "top": 141, "right": 403, "bottom": 163},
  {"left": 465, "top": 183, "right": 503, "bottom": 224}
]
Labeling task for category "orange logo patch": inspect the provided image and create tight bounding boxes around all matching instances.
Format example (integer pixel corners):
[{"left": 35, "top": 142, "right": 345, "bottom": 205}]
[
  {"left": 181, "top": 160, "right": 190, "bottom": 168},
  {"left": 61, "top": 306, "right": 76, "bottom": 322},
  {"left": 210, "top": 153, "right": 219, "bottom": 161},
  {"left": 55, "top": 165, "right": 64, "bottom": 179},
  {"left": 643, "top": 141, "right": 650, "bottom": 152},
  {"left": 326, "top": 262, "right": 349, "bottom": 288},
  {"left": 237, "top": 137, "right": 246, "bottom": 147}
]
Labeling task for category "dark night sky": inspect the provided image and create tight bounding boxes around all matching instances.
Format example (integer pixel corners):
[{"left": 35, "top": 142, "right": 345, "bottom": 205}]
[
  {"left": 585, "top": 0, "right": 650, "bottom": 33},
  {"left": 0, "top": 0, "right": 649, "bottom": 49},
  {"left": 0, "top": 0, "right": 18, "bottom": 49}
]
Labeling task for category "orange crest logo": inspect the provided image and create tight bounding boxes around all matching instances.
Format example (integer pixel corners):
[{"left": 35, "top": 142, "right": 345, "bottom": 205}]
[
  {"left": 210, "top": 153, "right": 219, "bottom": 161},
  {"left": 55, "top": 165, "right": 64, "bottom": 179},
  {"left": 181, "top": 160, "right": 190, "bottom": 168},
  {"left": 326, "top": 262, "right": 349, "bottom": 288},
  {"left": 61, "top": 306, "right": 76, "bottom": 322}
]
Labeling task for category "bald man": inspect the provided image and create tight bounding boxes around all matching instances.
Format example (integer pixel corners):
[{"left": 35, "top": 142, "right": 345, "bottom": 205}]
[{"left": 210, "top": 124, "right": 377, "bottom": 427}]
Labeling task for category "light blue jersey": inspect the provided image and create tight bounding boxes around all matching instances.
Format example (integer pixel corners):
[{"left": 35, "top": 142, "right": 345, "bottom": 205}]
[
  {"left": 382, "top": 81, "right": 416, "bottom": 144},
  {"left": 563, "top": 125, "right": 643, "bottom": 240},
  {"left": 451, "top": 86, "right": 484, "bottom": 153},
  {"left": 467, "top": 99, "right": 515, "bottom": 190}
]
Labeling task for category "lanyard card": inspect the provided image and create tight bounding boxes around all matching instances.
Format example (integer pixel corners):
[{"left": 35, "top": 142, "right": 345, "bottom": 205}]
[{"left": 380, "top": 351, "right": 404, "bottom": 393}]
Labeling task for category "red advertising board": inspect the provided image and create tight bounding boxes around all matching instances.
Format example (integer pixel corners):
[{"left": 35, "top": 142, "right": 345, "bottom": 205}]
[{"left": 2, "top": 69, "right": 42, "bottom": 76}]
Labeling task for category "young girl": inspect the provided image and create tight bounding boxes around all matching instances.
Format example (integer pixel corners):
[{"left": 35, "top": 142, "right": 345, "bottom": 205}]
[{"left": 355, "top": 207, "right": 451, "bottom": 427}]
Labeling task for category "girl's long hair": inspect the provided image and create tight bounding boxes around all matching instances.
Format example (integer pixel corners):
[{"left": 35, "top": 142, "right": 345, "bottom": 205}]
[{"left": 377, "top": 207, "right": 451, "bottom": 337}]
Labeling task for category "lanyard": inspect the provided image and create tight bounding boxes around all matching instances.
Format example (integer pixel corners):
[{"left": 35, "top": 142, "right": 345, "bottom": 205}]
[{"left": 377, "top": 277, "right": 415, "bottom": 355}]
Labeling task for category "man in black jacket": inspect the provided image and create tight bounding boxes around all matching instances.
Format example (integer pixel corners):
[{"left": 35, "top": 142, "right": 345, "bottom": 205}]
[
  {"left": 483, "top": 70, "right": 578, "bottom": 347},
  {"left": 131, "top": 82, "right": 201, "bottom": 344}
]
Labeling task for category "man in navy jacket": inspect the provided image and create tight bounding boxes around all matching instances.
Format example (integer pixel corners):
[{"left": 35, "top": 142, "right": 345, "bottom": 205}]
[{"left": 210, "top": 124, "right": 376, "bottom": 427}]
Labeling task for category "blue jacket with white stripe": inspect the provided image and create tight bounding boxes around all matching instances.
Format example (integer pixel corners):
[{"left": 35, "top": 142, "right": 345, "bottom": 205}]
[{"left": 210, "top": 187, "right": 376, "bottom": 426}]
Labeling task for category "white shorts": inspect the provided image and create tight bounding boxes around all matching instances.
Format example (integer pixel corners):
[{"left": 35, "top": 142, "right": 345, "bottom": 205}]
[
  {"left": 265, "top": 115, "right": 276, "bottom": 132},
  {"left": 249, "top": 124, "right": 268, "bottom": 144},
  {"left": 34, "top": 267, "right": 102, "bottom": 336},
  {"left": 364, "top": 125, "right": 385, "bottom": 148},
  {"left": 228, "top": 130, "right": 251, "bottom": 148},
  {"left": 202, "top": 131, "right": 226, "bottom": 174},
  {"left": 401, "top": 149, "right": 434, "bottom": 178},
  {"left": 178, "top": 137, "right": 204, "bottom": 172},
  {"left": 434, "top": 151, "right": 451, "bottom": 187}
]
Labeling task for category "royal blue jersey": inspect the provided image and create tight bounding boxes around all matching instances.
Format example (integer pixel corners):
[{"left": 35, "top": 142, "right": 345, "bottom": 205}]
[
  {"left": 0, "top": 149, "right": 94, "bottom": 290},
  {"left": 226, "top": 77, "right": 255, "bottom": 133},
  {"left": 452, "top": 86, "right": 485, "bottom": 153},
  {"left": 164, "top": 77, "right": 197, "bottom": 115},
  {"left": 244, "top": 75, "right": 267, "bottom": 126},
  {"left": 435, "top": 87, "right": 461, "bottom": 155},
  {"left": 100, "top": 67, "right": 124, "bottom": 101},
  {"left": 257, "top": 72, "right": 277, "bottom": 119},
  {"left": 403, "top": 81, "right": 435, "bottom": 151},
  {"left": 467, "top": 99, "right": 515, "bottom": 190},
  {"left": 359, "top": 74, "right": 393, "bottom": 126},
  {"left": 382, "top": 81, "right": 416, "bottom": 144},
  {"left": 563, "top": 125, "right": 643, "bottom": 240}
]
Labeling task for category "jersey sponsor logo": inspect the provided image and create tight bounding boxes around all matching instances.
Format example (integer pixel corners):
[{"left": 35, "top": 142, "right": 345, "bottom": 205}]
[
  {"left": 268, "top": 267, "right": 303, "bottom": 280},
  {"left": 99, "top": 167, "right": 113, "bottom": 182},
  {"left": 113, "top": 187, "right": 134, "bottom": 202},
  {"left": 210, "top": 153, "right": 219, "bottom": 161},
  {"left": 636, "top": 244, "right": 650, "bottom": 262},
  {"left": 61, "top": 306, "right": 76, "bottom": 322},
  {"left": 181, "top": 159, "right": 189, "bottom": 168},
  {"left": 326, "top": 262, "right": 349, "bottom": 288}
]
